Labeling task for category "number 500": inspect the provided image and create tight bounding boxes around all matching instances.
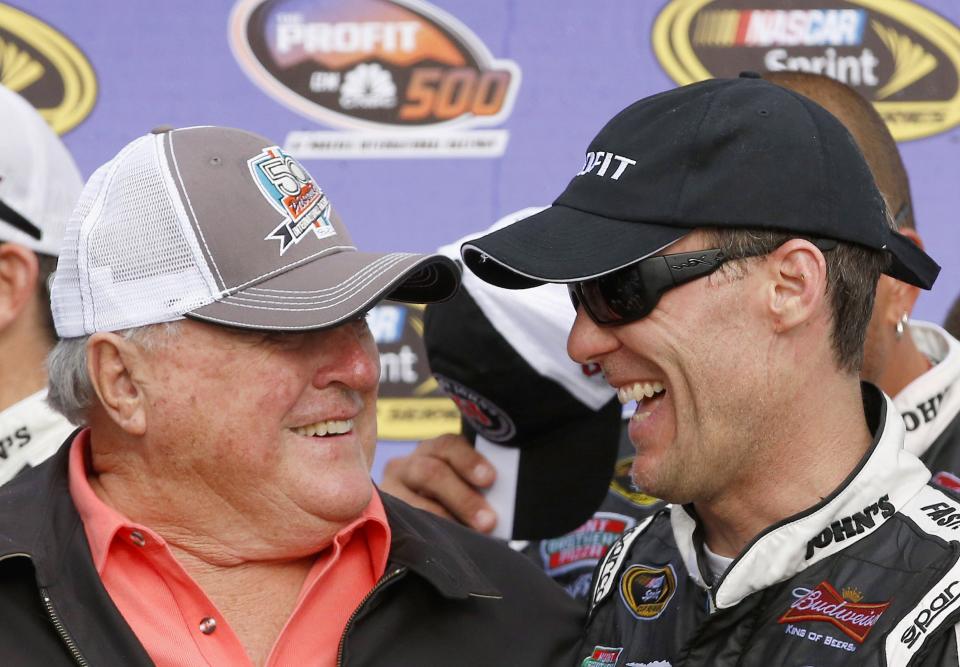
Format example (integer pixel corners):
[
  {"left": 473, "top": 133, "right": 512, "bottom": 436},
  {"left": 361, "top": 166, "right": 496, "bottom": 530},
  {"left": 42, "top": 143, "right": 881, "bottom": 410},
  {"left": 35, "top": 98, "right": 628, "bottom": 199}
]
[{"left": 399, "top": 67, "right": 511, "bottom": 122}]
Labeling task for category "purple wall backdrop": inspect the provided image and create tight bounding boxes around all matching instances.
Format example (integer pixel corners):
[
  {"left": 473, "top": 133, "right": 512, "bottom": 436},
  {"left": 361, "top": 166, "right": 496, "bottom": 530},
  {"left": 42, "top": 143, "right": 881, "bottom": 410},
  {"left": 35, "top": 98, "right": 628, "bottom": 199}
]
[
  {"left": 25, "top": 0, "right": 959, "bottom": 321},
  {"left": 15, "top": 0, "right": 960, "bottom": 477}
]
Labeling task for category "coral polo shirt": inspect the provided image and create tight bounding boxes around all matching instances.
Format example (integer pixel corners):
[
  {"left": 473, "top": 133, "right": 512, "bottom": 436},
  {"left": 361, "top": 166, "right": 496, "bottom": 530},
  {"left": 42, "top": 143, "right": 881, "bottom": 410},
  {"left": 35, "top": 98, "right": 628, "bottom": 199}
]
[{"left": 68, "top": 430, "right": 390, "bottom": 666}]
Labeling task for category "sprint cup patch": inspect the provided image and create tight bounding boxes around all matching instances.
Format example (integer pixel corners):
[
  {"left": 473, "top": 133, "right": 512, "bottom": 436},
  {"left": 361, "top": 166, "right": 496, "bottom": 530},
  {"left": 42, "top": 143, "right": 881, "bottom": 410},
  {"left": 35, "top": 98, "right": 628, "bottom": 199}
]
[
  {"left": 248, "top": 145, "right": 334, "bottom": 254},
  {"left": 620, "top": 564, "right": 677, "bottom": 621}
]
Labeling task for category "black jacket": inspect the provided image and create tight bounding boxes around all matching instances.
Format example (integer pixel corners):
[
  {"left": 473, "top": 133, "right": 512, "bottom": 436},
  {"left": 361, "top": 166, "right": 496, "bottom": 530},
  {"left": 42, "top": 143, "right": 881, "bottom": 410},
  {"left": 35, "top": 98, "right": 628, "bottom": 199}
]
[
  {"left": 0, "top": 439, "right": 582, "bottom": 666},
  {"left": 577, "top": 386, "right": 960, "bottom": 666}
]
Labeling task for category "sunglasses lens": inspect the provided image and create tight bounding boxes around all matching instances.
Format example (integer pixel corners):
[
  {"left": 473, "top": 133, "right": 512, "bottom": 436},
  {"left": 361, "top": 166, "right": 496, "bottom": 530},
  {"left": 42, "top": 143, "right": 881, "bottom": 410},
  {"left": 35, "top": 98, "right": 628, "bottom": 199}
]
[
  {"left": 567, "top": 285, "right": 581, "bottom": 312},
  {"left": 580, "top": 279, "right": 627, "bottom": 324},
  {"left": 573, "top": 264, "right": 656, "bottom": 325}
]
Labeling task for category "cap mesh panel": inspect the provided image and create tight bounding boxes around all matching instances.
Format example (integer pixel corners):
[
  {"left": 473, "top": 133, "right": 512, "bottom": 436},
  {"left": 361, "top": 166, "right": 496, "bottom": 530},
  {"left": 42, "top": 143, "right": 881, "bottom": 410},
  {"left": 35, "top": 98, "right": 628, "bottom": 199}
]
[{"left": 51, "top": 135, "right": 216, "bottom": 336}]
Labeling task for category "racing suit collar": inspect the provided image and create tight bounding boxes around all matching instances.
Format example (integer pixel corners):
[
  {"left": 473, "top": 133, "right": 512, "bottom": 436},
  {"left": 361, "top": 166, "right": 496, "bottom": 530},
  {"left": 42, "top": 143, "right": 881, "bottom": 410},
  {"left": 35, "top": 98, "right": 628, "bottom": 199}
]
[
  {"left": 895, "top": 320, "right": 960, "bottom": 458},
  {"left": 0, "top": 389, "right": 75, "bottom": 486},
  {"left": 672, "top": 383, "right": 931, "bottom": 609}
]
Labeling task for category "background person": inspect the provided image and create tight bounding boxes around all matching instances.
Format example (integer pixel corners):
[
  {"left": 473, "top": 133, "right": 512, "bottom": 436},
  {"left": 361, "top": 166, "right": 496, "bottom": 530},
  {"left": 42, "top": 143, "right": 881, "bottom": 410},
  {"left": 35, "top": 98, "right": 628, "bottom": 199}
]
[
  {"left": 0, "top": 84, "right": 82, "bottom": 485},
  {"left": 0, "top": 125, "right": 582, "bottom": 666},
  {"left": 383, "top": 210, "right": 666, "bottom": 602},
  {"left": 946, "top": 294, "right": 960, "bottom": 340},
  {"left": 765, "top": 72, "right": 960, "bottom": 485},
  {"left": 462, "top": 74, "right": 957, "bottom": 666}
]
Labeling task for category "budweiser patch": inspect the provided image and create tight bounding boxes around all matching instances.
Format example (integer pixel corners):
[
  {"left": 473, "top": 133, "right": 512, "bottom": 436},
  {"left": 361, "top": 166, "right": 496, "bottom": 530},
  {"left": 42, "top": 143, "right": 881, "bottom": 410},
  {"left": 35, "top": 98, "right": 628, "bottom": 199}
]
[{"left": 778, "top": 581, "right": 891, "bottom": 643}]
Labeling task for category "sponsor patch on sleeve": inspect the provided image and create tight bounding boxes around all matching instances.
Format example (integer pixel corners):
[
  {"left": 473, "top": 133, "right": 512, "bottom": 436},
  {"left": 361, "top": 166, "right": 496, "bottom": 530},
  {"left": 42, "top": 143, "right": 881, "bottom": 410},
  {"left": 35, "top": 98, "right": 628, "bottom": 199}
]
[
  {"left": 580, "top": 646, "right": 622, "bottom": 667},
  {"left": 540, "top": 512, "right": 636, "bottom": 577}
]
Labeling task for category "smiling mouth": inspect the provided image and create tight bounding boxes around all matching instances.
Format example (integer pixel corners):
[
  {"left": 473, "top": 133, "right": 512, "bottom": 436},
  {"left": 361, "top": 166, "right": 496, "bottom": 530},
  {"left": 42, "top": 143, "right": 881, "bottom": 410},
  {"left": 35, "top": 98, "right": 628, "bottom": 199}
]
[
  {"left": 291, "top": 419, "right": 354, "bottom": 437},
  {"left": 617, "top": 381, "right": 666, "bottom": 422}
]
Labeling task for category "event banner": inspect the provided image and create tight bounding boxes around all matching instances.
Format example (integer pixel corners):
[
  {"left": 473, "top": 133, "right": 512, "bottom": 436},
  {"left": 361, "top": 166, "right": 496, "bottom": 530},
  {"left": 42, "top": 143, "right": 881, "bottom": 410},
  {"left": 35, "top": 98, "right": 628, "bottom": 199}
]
[{"left": 4, "top": 0, "right": 959, "bottom": 446}]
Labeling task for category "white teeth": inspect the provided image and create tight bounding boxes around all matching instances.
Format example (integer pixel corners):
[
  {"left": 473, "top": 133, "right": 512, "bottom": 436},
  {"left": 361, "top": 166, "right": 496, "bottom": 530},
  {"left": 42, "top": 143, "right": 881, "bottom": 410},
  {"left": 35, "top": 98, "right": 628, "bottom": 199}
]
[
  {"left": 291, "top": 419, "right": 353, "bottom": 437},
  {"left": 617, "top": 381, "right": 665, "bottom": 405}
]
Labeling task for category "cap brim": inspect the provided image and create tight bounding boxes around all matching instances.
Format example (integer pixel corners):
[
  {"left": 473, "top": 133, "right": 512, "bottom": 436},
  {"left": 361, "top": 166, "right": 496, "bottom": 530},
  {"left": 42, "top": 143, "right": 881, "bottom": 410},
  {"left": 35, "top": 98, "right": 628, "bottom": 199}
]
[
  {"left": 461, "top": 204, "right": 690, "bottom": 288},
  {"left": 512, "top": 398, "right": 622, "bottom": 540},
  {"left": 885, "top": 230, "right": 940, "bottom": 290},
  {"left": 186, "top": 250, "right": 459, "bottom": 331}
]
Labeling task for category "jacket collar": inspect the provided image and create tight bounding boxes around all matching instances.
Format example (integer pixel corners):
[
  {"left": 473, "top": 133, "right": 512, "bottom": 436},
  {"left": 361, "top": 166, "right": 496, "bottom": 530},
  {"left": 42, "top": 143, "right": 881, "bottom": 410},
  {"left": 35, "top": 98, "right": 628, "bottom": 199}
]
[
  {"left": 671, "top": 384, "right": 931, "bottom": 609},
  {"left": 379, "top": 491, "right": 502, "bottom": 599},
  {"left": 0, "top": 432, "right": 154, "bottom": 666},
  {"left": 0, "top": 431, "right": 81, "bottom": 575},
  {"left": 895, "top": 320, "right": 960, "bottom": 458}
]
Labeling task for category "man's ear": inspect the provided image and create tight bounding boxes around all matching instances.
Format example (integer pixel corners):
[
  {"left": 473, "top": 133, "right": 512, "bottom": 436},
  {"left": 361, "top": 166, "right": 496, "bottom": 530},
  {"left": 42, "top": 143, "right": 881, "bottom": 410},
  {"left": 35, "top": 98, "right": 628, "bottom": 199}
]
[
  {"left": 87, "top": 333, "right": 147, "bottom": 436},
  {"left": 764, "top": 239, "right": 829, "bottom": 334},
  {"left": 0, "top": 243, "right": 39, "bottom": 332}
]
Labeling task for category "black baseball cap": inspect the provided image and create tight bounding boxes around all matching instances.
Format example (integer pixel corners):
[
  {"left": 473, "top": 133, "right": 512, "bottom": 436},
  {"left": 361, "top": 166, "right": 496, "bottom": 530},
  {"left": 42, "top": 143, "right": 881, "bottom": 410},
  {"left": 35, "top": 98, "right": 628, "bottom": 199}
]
[
  {"left": 461, "top": 75, "right": 939, "bottom": 290},
  {"left": 423, "top": 284, "right": 621, "bottom": 541}
]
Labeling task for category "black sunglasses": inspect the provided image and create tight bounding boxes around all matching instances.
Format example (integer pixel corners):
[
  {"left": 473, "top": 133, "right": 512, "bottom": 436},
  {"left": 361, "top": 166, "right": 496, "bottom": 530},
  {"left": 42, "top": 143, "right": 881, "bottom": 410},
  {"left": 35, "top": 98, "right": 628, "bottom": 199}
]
[{"left": 569, "top": 239, "right": 837, "bottom": 327}]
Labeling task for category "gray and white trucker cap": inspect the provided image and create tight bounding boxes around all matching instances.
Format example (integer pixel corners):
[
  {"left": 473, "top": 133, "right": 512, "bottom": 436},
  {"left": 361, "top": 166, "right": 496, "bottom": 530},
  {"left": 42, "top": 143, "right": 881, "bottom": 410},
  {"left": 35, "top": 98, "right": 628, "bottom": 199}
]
[{"left": 51, "top": 126, "right": 459, "bottom": 337}]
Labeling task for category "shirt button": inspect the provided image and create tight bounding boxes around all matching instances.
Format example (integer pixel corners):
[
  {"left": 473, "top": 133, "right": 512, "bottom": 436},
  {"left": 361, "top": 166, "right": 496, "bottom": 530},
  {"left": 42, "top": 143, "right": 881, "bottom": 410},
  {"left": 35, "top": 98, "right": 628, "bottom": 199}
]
[
  {"left": 130, "top": 530, "right": 146, "bottom": 547},
  {"left": 199, "top": 617, "right": 217, "bottom": 635}
]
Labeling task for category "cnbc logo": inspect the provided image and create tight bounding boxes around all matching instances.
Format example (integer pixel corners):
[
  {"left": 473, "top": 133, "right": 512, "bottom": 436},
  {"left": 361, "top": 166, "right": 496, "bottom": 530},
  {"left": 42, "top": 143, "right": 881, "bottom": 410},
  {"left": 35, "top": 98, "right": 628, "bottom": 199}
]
[{"left": 652, "top": 0, "right": 960, "bottom": 141}]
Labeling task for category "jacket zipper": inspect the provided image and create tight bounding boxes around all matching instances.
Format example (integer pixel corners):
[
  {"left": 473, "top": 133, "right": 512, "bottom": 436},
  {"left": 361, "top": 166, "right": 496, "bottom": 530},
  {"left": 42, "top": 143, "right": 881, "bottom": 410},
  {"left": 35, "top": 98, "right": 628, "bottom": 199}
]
[
  {"left": 40, "top": 586, "right": 89, "bottom": 667},
  {"left": 1, "top": 553, "right": 88, "bottom": 666},
  {"left": 336, "top": 566, "right": 407, "bottom": 667}
]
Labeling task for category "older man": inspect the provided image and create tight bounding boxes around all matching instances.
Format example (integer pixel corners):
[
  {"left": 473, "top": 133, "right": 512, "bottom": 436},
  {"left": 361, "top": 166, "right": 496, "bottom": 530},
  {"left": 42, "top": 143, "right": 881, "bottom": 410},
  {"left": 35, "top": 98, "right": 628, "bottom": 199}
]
[
  {"left": 463, "top": 75, "right": 959, "bottom": 665},
  {"left": 0, "top": 126, "right": 581, "bottom": 666},
  {"left": 0, "top": 85, "right": 82, "bottom": 484}
]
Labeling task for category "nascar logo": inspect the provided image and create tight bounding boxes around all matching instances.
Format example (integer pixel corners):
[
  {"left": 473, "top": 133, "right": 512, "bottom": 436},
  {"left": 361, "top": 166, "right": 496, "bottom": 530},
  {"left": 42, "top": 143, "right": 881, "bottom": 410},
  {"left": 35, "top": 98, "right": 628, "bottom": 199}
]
[
  {"left": 693, "top": 9, "right": 866, "bottom": 47},
  {"left": 653, "top": 0, "right": 960, "bottom": 141}
]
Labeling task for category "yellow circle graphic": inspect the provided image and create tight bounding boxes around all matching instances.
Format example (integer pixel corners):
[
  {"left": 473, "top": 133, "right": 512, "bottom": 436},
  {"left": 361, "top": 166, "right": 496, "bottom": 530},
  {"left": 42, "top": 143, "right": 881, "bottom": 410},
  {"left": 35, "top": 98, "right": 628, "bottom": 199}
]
[
  {"left": 652, "top": 0, "right": 960, "bottom": 141},
  {"left": 0, "top": 3, "right": 97, "bottom": 134}
]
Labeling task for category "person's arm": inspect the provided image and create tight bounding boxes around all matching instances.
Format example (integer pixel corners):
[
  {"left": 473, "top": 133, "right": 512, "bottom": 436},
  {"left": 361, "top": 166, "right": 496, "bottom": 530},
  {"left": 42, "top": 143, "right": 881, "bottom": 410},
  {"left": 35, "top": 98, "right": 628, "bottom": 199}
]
[{"left": 380, "top": 433, "right": 499, "bottom": 533}]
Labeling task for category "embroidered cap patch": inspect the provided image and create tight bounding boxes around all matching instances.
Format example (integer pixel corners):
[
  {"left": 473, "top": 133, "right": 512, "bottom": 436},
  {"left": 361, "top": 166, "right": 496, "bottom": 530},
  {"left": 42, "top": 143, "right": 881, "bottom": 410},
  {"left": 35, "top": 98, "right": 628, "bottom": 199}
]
[{"left": 248, "top": 145, "right": 335, "bottom": 254}]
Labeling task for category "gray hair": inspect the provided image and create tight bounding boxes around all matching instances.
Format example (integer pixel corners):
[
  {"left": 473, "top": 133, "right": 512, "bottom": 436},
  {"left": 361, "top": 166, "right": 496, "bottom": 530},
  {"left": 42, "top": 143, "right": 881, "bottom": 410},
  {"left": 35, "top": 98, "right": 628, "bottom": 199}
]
[{"left": 46, "top": 321, "right": 183, "bottom": 424}]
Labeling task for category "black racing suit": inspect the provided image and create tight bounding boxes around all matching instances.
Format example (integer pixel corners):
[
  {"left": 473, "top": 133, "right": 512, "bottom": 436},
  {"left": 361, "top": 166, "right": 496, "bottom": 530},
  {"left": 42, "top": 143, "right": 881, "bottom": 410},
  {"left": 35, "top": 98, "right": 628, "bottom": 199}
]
[
  {"left": 528, "top": 321, "right": 960, "bottom": 607},
  {"left": 576, "top": 385, "right": 960, "bottom": 666}
]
